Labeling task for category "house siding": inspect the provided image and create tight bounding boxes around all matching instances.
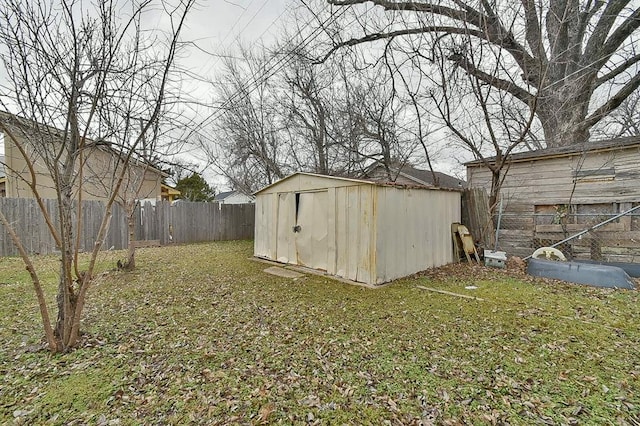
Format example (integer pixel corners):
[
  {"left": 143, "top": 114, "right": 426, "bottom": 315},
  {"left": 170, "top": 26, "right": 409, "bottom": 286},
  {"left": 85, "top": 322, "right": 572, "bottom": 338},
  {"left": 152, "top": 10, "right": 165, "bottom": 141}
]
[
  {"left": 1, "top": 122, "right": 163, "bottom": 202},
  {"left": 467, "top": 145, "right": 640, "bottom": 258}
]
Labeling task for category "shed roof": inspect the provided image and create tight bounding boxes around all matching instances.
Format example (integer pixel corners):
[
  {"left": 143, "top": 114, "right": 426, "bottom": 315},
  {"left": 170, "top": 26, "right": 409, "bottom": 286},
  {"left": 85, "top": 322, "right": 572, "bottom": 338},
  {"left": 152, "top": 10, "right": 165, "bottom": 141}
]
[
  {"left": 254, "top": 172, "right": 462, "bottom": 195},
  {"left": 465, "top": 136, "right": 640, "bottom": 167}
]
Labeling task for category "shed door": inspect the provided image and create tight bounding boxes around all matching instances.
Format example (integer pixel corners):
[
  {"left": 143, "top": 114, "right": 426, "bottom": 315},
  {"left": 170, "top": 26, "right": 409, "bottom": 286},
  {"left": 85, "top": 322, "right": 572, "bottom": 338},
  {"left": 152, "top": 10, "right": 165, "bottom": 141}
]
[
  {"left": 276, "top": 192, "right": 296, "bottom": 264},
  {"left": 295, "top": 191, "right": 328, "bottom": 270}
]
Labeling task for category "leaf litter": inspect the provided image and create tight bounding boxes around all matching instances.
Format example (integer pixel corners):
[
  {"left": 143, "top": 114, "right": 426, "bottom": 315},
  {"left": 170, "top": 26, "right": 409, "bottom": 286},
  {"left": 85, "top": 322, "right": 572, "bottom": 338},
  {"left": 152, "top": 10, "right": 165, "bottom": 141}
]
[{"left": 0, "top": 241, "right": 638, "bottom": 424}]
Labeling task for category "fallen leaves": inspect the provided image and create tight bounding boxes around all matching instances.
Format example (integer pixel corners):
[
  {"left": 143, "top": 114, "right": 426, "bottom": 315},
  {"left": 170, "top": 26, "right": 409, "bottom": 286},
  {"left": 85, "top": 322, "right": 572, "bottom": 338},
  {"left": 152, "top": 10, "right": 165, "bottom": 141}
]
[{"left": 0, "top": 241, "right": 639, "bottom": 424}]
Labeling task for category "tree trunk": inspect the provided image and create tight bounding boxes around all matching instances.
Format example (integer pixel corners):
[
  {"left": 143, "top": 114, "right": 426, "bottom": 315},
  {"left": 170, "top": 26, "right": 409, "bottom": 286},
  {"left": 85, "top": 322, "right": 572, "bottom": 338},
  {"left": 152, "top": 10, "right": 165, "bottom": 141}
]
[
  {"left": 125, "top": 211, "right": 136, "bottom": 270},
  {"left": 55, "top": 183, "right": 81, "bottom": 351},
  {"left": 118, "top": 201, "right": 137, "bottom": 271},
  {"left": 538, "top": 83, "right": 593, "bottom": 147},
  {"left": 537, "top": 94, "right": 589, "bottom": 148}
]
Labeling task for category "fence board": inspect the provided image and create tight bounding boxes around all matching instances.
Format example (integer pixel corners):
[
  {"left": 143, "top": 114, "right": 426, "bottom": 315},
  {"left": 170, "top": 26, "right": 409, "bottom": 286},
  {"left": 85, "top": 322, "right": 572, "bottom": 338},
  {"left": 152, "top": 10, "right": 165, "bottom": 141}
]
[
  {"left": 461, "top": 188, "right": 495, "bottom": 249},
  {"left": 0, "top": 198, "right": 255, "bottom": 256}
]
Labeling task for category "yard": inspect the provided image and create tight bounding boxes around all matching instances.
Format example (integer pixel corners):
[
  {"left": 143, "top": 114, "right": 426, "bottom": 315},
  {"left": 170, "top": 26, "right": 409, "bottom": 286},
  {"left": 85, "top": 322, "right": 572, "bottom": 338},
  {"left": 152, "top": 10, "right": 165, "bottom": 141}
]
[{"left": 0, "top": 241, "right": 638, "bottom": 425}]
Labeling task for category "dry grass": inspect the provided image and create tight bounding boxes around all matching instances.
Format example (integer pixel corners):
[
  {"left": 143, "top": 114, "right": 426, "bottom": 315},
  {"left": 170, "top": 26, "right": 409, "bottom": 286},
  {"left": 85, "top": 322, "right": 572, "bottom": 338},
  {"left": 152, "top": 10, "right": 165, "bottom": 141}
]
[{"left": 0, "top": 240, "right": 639, "bottom": 425}]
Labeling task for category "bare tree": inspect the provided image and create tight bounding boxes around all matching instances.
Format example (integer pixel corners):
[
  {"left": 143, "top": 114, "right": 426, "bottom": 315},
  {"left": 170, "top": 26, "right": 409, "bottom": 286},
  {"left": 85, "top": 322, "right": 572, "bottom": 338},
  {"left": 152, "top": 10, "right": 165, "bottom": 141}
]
[
  {"left": 0, "top": 0, "right": 194, "bottom": 353},
  {"left": 422, "top": 37, "right": 541, "bottom": 208},
  {"left": 276, "top": 42, "right": 416, "bottom": 178},
  {"left": 595, "top": 88, "right": 640, "bottom": 138},
  {"left": 207, "top": 47, "right": 287, "bottom": 193},
  {"left": 321, "top": 0, "right": 640, "bottom": 148},
  {"left": 279, "top": 48, "right": 335, "bottom": 175},
  {"left": 203, "top": 8, "right": 434, "bottom": 191}
]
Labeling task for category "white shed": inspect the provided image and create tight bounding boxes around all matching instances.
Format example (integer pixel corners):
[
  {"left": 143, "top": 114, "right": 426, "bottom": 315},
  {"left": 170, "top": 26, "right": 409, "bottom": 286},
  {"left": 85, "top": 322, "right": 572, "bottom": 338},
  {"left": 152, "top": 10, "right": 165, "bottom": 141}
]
[{"left": 254, "top": 172, "right": 461, "bottom": 285}]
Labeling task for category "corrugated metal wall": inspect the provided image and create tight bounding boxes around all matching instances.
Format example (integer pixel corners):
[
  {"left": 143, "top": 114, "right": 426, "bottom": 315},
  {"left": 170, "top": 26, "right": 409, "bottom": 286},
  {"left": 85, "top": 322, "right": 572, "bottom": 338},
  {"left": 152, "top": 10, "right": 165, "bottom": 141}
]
[
  {"left": 374, "top": 187, "right": 460, "bottom": 284},
  {"left": 331, "top": 185, "right": 375, "bottom": 284},
  {"left": 253, "top": 173, "right": 461, "bottom": 286},
  {"left": 253, "top": 193, "right": 273, "bottom": 259}
]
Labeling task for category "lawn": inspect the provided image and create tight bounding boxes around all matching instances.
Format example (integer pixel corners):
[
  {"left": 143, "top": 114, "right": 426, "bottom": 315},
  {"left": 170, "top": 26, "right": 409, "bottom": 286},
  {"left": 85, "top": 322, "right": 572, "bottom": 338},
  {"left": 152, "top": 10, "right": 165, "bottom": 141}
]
[{"left": 0, "top": 240, "right": 639, "bottom": 425}]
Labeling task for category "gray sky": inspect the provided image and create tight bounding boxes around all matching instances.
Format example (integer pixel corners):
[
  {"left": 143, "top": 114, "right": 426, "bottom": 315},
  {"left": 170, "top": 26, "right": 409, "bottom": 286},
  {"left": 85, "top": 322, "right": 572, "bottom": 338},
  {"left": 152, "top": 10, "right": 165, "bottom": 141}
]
[
  {"left": 183, "top": 0, "right": 292, "bottom": 78},
  {"left": 176, "top": 1, "right": 295, "bottom": 189}
]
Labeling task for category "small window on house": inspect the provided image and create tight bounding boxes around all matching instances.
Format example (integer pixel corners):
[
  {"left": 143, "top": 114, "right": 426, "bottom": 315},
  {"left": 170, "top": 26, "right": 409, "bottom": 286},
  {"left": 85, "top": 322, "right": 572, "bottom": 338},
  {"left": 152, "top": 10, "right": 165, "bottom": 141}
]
[
  {"left": 534, "top": 204, "right": 574, "bottom": 225},
  {"left": 576, "top": 203, "right": 618, "bottom": 224},
  {"left": 631, "top": 202, "right": 640, "bottom": 231},
  {"left": 573, "top": 168, "right": 615, "bottom": 183}
]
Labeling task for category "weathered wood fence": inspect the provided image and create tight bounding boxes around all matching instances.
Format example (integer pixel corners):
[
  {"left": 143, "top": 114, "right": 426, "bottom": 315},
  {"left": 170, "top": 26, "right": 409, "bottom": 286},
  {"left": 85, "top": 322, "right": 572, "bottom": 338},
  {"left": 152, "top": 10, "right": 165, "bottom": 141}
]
[
  {"left": 0, "top": 198, "right": 255, "bottom": 256},
  {"left": 461, "top": 188, "right": 495, "bottom": 249}
]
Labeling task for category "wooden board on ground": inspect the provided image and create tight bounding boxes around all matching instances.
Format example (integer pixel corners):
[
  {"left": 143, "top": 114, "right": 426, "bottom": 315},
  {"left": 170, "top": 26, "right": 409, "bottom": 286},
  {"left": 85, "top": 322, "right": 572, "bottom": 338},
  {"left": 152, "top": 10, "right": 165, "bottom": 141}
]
[{"left": 263, "top": 266, "right": 305, "bottom": 279}]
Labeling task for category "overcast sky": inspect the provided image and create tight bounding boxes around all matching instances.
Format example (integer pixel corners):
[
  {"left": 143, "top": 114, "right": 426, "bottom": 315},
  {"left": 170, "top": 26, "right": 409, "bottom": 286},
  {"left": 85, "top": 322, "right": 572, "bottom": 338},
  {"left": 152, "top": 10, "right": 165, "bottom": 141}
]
[
  {"left": 180, "top": 0, "right": 292, "bottom": 83},
  {"left": 175, "top": 0, "right": 295, "bottom": 188},
  {"left": 0, "top": 0, "right": 465, "bottom": 190}
]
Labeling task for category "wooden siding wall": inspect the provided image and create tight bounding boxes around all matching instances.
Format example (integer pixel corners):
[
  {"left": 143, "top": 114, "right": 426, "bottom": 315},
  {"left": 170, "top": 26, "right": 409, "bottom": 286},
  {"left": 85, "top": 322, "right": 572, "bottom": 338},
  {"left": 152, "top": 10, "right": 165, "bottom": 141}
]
[
  {"left": 467, "top": 146, "right": 640, "bottom": 257},
  {"left": 461, "top": 188, "right": 495, "bottom": 249},
  {"left": 0, "top": 199, "right": 254, "bottom": 256}
]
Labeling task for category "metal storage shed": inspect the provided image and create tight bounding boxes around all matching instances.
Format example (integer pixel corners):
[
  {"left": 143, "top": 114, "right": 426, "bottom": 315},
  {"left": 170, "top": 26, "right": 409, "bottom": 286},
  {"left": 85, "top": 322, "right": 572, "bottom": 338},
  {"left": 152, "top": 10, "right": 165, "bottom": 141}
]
[{"left": 254, "top": 172, "right": 461, "bottom": 286}]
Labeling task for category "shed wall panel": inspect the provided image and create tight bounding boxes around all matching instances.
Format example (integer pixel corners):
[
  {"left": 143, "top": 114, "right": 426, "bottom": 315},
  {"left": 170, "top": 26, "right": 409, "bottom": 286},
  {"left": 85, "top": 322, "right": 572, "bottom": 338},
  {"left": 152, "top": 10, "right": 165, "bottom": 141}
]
[
  {"left": 326, "top": 188, "right": 337, "bottom": 275},
  {"left": 333, "top": 185, "right": 376, "bottom": 284},
  {"left": 356, "top": 185, "right": 374, "bottom": 284},
  {"left": 276, "top": 192, "right": 296, "bottom": 264},
  {"left": 345, "top": 186, "right": 361, "bottom": 282},
  {"left": 295, "top": 191, "right": 328, "bottom": 270},
  {"left": 334, "top": 187, "right": 349, "bottom": 280},
  {"left": 375, "top": 188, "right": 460, "bottom": 283},
  {"left": 254, "top": 195, "right": 271, "bottom": 258}
]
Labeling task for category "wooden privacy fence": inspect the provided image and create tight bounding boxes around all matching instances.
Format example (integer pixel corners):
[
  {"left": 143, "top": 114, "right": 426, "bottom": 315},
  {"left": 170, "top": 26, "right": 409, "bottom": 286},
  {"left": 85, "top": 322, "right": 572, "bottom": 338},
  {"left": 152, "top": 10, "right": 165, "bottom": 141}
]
[
  {"left": 461, "top": 188, "right": 495, "bottom": 249},
  {"left": 0, "top": 198, "right": 255, "bottom": 256},
  {"left": 136, "top": 201, "right": 255, "bottom": 244}
]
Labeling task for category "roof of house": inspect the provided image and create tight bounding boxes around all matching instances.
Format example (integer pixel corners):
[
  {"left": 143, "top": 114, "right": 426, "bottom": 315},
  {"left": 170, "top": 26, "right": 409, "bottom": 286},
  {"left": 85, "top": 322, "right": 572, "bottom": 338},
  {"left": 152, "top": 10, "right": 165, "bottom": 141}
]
[
  {"left": 214, "top": 190, "right": 254, "bottom": 201},
  {"left": 214, "top": 191, "right": 235, "bottom": 201},
  {"left": 363, "top": 162, "right": 466, "bottom": 190},
  {"left": 465, "top": 136, "right": 640, "bottom": 166}
]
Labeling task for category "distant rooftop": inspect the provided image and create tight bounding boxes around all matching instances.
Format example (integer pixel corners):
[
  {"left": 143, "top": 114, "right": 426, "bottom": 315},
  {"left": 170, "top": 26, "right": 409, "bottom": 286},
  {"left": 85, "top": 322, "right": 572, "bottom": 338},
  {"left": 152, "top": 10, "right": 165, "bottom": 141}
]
[
  {"left": 363, "top": 161, "right": 466, "bottom": 190},
  {"left": 214, "top": 191, "right": 234, "bottom": 201}
]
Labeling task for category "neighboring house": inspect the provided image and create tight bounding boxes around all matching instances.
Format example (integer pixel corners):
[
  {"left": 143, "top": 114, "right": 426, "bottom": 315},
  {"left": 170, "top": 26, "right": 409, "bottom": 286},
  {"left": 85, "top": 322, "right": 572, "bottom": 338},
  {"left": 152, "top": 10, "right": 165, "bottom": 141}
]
[
  {"left": 465, "top": 136, "right": 640, "bottom": 259},
  {"left": 161, "top": 184, "right": 181, "bottom": 203},
  {"left": 214, "top": 190, "right": 255, "bottom": 204},
  {"left": 362, "top": 161, "right": 466, "bottom": 190},
  {"left": 254, "top": 172, "right": 461, "bottom": 286},
  {"left": 0, "top": 111, "right": 166, "bottom": 202}
]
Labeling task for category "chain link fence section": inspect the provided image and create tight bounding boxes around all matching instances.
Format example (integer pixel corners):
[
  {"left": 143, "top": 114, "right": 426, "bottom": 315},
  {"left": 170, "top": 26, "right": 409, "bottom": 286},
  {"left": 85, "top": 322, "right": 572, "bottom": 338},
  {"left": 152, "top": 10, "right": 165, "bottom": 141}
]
[{"left": 493, "top": 205, "right": 640, "bottom": 262}]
